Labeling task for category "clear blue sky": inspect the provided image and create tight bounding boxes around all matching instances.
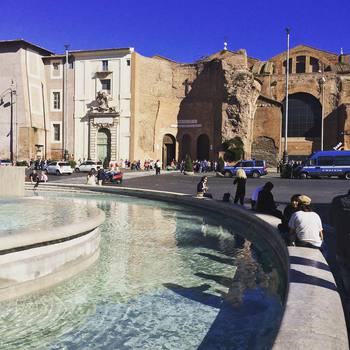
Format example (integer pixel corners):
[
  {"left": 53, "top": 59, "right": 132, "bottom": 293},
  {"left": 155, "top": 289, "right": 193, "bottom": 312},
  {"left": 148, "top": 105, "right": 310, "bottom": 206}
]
[{"left": 2, "top": 0, "right": 350, "bottom": 62}]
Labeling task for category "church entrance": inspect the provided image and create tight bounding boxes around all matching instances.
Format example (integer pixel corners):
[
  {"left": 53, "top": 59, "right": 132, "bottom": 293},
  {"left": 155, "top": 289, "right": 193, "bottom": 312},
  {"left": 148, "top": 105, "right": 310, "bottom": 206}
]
[
  {"left": 197, "top": 134, "right": 210, "bottom": 160},
  {"left": 97, "top": 128, "right": 111, "bottom": 167},
  {"left": 162, "top": 134, "right": 176, "bottom": 167}
]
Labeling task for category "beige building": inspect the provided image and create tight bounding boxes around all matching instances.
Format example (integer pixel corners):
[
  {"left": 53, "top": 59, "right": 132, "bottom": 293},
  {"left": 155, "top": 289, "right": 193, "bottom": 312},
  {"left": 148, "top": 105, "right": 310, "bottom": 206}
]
[
  {"left": 1, "top": 39, "right": 349, "bottom": 165},
  {"left": 0, "top": 40, "right": 52, "bottom": 161}
]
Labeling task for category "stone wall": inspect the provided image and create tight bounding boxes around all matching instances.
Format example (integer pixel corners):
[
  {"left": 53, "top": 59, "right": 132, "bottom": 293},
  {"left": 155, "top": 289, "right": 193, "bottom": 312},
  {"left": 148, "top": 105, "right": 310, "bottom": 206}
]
[
  {"left": 0, "top": 167, "right": 25, "bottom": 197},
  {"left": 132, "top": 50, "right": 262, "bottom": 162}
]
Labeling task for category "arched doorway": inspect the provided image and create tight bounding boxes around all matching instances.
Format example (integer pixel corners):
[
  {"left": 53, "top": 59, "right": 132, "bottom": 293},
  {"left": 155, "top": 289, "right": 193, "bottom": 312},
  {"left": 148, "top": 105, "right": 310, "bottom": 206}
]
[
  {"left": 181, "top": 134, "right": 191, "bottom": 160},
  {"left": 97, "top": 128, "right": 111, "bottom": 166},
  {"left": 162, "top": 134, "right": 176, "bottom": 166},
  {"left": 282, "top": 93, "right": 322, "bottom": 137},
  {"left": 197, "top": 134, "right": 210, "bottom": 160}
]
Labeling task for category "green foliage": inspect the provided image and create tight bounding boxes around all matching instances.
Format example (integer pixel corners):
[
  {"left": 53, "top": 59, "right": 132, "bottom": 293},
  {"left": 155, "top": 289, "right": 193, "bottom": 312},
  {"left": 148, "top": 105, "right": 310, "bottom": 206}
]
[
  {"left": 68, "top": 160, "right": 77, "bottom": 169},
  {"left": 16, "top": 160, "right": 28, "bottom": 166},
  {"left": 185, "top": 155, "right": 193, "bottom": 172},
  {"left": 217, "top": 156, "right": 225, "bottom": 172},
  {"left": 222, "top": 136, "right": 244, "bottom": 162}
]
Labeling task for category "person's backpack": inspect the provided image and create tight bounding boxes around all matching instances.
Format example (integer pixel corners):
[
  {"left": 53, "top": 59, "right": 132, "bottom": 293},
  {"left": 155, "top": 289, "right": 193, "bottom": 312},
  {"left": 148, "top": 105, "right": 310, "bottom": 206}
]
[{"left": 223, "top": 193, "right": 231, "bottom": 202}]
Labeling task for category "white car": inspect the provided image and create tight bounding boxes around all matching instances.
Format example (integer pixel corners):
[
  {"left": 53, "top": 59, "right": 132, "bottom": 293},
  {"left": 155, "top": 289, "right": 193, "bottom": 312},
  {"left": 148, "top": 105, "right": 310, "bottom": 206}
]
[
  {"left": 46, "top": 161, "right": 73, "bottom": 175},
  {"left": 75, "top": 161, "right": 102, "bottom": 173}
]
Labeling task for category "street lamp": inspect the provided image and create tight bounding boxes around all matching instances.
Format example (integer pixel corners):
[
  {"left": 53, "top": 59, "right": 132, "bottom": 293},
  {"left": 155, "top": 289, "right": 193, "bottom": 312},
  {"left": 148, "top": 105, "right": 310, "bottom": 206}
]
[
  {"left": 0, "top": 81, "right": 16, "bottom": 163},
  {"left": 63, "top": 44, "right": 69, "bottom": 160},
  {"left": 283, "top": 27, "right": 290, "bottom": 164},
  {"left": 319, "top": 64, "right": 326, "bottom": 151}
]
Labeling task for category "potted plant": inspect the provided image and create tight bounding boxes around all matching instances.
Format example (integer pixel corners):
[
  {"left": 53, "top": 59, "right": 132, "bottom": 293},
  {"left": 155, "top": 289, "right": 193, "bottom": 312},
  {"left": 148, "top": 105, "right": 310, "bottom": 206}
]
[{"left": 184, "top": 155, "right": 194, "bottom": 175}]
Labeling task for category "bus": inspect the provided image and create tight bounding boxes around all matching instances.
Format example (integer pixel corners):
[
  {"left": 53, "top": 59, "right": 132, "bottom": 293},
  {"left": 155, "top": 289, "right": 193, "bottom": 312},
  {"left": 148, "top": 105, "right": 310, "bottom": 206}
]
[{"left": 295, "top": 150, "right": 350, "bottom": 179}]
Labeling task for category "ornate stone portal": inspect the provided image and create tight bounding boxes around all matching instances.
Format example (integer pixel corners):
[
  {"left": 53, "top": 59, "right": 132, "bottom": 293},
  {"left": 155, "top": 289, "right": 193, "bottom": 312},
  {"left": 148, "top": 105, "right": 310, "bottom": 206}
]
[{"left": 87, "top": 91, "right": 119, "bottom": 162}]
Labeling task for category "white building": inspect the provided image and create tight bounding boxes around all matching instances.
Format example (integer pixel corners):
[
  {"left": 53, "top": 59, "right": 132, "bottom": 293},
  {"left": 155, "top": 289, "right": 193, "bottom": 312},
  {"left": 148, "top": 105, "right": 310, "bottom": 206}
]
[{"left": 72, "top": 48, "right": 133, "bottom": 165}]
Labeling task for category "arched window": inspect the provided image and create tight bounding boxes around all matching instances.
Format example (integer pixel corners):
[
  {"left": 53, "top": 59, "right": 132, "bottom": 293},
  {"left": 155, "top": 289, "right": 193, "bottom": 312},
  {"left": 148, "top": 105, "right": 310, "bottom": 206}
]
[
  {"left": 282, "top": 93, "right": 321, "bottom": 137},
  {"left": 181, "top": 134, "right": 191, "bottom": 160},
  {"left": 197, "top": 134, "right": 210, "bottom": 160}
]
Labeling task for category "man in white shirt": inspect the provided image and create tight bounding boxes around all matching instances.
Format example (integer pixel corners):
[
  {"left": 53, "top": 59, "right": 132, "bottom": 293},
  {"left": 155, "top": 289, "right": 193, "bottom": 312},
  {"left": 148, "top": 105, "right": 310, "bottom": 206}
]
[{"left": 288, "top": 195, "right": 323, "bottom": 249}]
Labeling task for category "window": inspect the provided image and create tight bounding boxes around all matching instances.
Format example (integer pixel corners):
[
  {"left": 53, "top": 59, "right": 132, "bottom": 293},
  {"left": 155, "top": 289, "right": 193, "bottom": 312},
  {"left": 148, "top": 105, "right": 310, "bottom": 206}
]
[
  {"left": 310, "top": 57, "right": 319, "bottom": 73},
  {"left": 69, "top": 60, "right": 74, "bottom": 69},
  {"left": 53, "top": 124, "right": 61, "bottom": 142},
  {"left": 52, "top": 91, "right": 61, "bottom": 110},
  {"left": 296, "top": 56, "right": 306, "bottom": 73},
  {"left": 255, "top": 161, "right": 264, "bottom": 167},
  {"left": 100, "top": 79, "right": 111, "bottom": 94},
  {"left": 305, "top": 159, "right": 316, "bottom": 166},
  {"left": 242, "top": 161, "right": 254, "bottom": 167},
  {"left": 51, "top": 61, "right": 62, "bottom": 78},
  {"left": 102, "top": 60, "right": 109, "bottom": 71},
  {"left": 283, "top": 58, "right": 293, "bottom": 74},
  {"left": 318, "top": 157, "right": 334, "bottom": 166},
  {"left": 334, "top": 156, "right": 350, "bottom": 166},
  {"left": 127, "top": 59, "right": 131, "bottom": 66},
  {"left": 282, "top": 93, "right": 322, "bottom": 137}
]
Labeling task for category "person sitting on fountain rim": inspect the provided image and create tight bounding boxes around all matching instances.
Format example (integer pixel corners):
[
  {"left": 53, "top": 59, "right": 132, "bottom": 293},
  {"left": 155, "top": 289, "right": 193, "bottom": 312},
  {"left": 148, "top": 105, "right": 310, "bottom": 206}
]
[
  {"left": 256, "top": 182, "right": 283, "bottom": 219},
  {"left": 196, "top": 176, "right": 213, "bottom": 198},
  {"left": 288, "top": 195, "right": 323, "bottom": 249}
]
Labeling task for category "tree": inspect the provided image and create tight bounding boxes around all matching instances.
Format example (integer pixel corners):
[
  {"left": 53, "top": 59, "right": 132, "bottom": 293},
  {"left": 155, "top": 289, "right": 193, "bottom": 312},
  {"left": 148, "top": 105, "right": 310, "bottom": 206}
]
[
  {"left": 185, "top": 154, "right": 193, "bottom": 172},
  {"left": 222, "top": 136, "right": 244, "bottom": 162}
]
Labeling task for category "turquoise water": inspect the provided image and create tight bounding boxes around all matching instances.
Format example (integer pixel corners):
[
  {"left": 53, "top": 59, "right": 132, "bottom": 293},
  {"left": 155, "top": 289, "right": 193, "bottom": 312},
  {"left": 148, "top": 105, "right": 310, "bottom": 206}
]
[
  {"left": 0, "top": 193, "right": 285, "bottom": 349},
  {"left": 0, "top": 197, "right": 94, "bottom": 233}
]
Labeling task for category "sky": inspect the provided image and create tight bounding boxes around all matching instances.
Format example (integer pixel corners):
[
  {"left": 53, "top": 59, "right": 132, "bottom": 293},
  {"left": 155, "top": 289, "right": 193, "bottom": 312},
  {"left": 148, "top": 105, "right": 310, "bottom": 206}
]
[{"left": 1, "top": 0, "right": 350, "bottom": 62}]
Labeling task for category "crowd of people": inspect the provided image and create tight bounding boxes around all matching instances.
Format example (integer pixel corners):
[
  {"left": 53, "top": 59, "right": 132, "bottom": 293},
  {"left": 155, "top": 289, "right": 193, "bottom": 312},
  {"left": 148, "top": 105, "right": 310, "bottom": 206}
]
[{"left": 196, "top": 168, "right": 325, "bottom": 250}]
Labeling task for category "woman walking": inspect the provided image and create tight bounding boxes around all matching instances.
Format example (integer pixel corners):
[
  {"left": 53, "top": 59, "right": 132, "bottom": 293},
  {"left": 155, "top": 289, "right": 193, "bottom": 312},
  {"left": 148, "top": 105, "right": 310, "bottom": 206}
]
[{"left": 233, "top": 169, "right": 247, "bottom": 205}]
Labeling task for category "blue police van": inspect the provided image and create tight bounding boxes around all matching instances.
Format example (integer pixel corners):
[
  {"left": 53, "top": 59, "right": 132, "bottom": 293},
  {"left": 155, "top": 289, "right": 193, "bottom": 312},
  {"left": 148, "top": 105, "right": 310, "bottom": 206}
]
[
  {"left": 223, "top": 159, "right": 267, "bottom": 178},
  {"left": 295, "top": 150, "right": 350, "bottom": 179}
]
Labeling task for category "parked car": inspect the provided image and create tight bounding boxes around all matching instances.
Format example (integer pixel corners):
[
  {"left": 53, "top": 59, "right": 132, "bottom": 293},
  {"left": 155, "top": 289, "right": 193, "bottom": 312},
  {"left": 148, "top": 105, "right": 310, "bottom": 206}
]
[
  {"left": 223, "top": 160, "right": 267, "bottom": 178},
  {"left": 0, "top": 159, "right": 12, "bottom": 166},
  {"left": 46, "top": 161, "right": 73, "bottom": 175},
  {"left": 75, "top": 161, "right": 102, "bottom": 173},
  {"left": 294, "top": 150, "right": 350, "bottom": 179}
]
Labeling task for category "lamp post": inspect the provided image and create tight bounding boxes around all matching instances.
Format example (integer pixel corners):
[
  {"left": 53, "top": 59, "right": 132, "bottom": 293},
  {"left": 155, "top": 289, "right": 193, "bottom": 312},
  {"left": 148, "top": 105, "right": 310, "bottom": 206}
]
[
  {"left": 319, "top": 63, "right": 326, "bottom": 151},
  {"left": 283, "top": 27, "right": 290, "bottom": 164},
  {"left": 64, "top": 44, "right": 69, "bottom": 160}
]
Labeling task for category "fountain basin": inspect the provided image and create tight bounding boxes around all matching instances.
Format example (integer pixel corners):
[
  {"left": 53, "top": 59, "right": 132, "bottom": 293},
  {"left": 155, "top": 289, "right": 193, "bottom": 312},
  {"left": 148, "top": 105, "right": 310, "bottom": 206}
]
[{"left": 0, "top": 197, "right": 105, "bottom": 301}]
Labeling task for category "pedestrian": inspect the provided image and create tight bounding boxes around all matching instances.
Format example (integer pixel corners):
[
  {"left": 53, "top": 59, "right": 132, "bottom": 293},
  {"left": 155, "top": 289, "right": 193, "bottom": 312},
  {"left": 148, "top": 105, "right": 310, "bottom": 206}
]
[
  {"left": 288, "top": 195, "right": 323, "bottom": 249},
  {"left": 257, "top": 182, "right": 283, "bottom": 219},
  {"left": 97, "top": 168, "right": 106, "bottom": 186},
  {"left": 196, "top": 176, "right": 213, "bottom": 198},
  {"left": 330, "top": 189, "right": 350, "bottom": 292},
  {"left": 251, "top": 185, "right": 263, "bottom": 210},
  {"left": 155, "top": 160, "right": 161, "bottom": 175},
  {"left": 86, "top": 170, "right": 96, "bottom": 185},
  {"left": 233, "top": 168, "right": 247, "bottom": 205},
  {"left": 278, "top": 194, "right": 301, "bottom": 233}
]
